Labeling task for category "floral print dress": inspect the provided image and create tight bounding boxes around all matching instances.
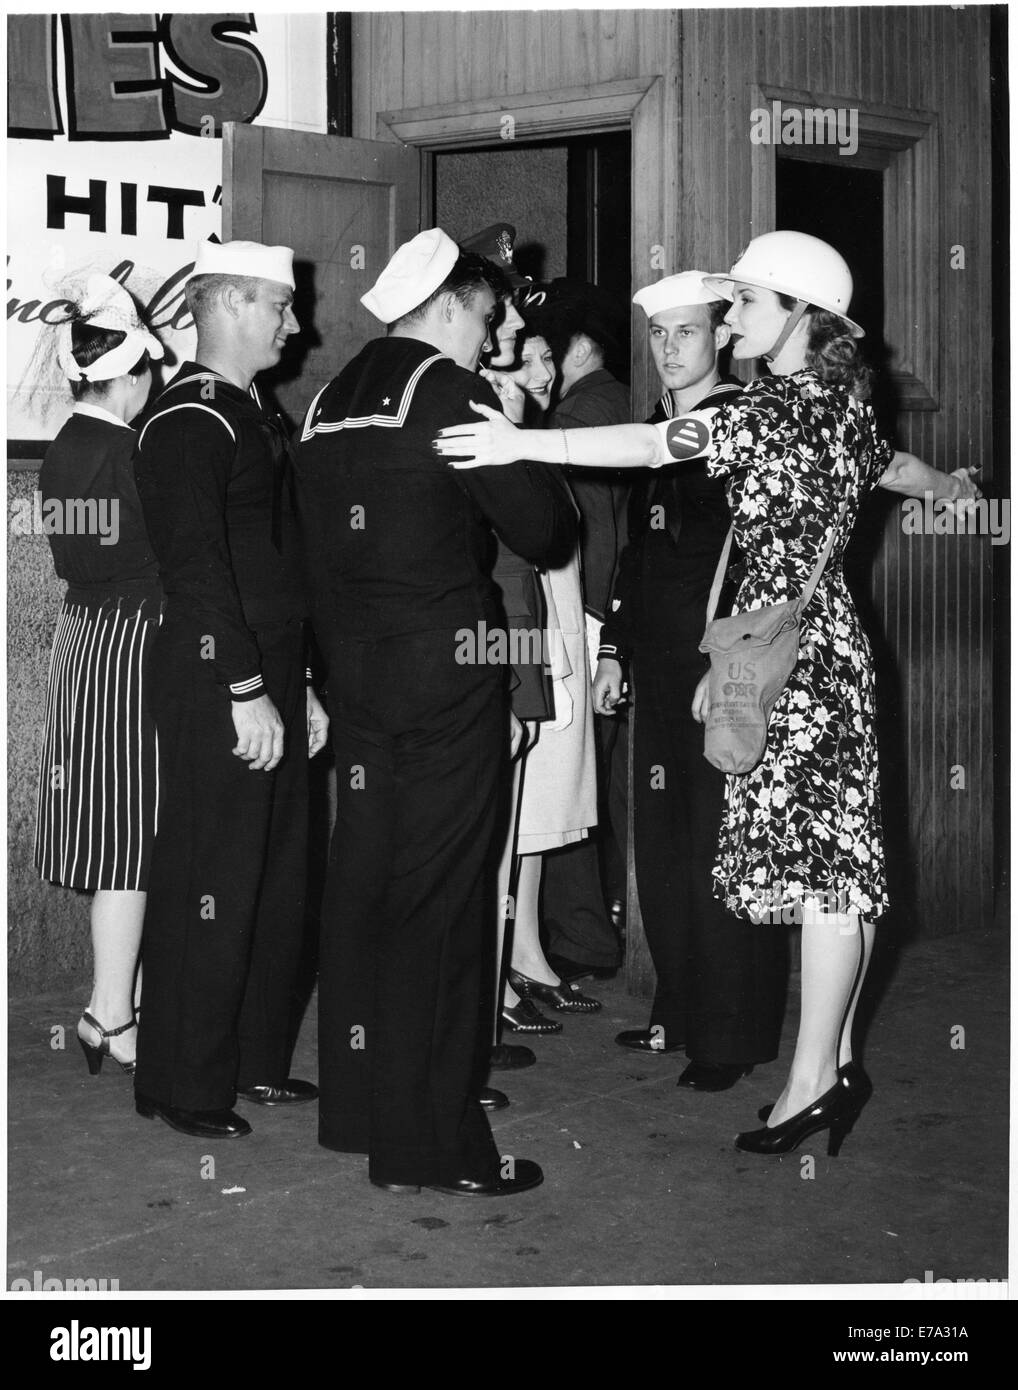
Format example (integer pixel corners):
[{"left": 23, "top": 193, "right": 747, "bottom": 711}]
[{"left": 704, "top": 370, "right": 893, "bottom": 922}]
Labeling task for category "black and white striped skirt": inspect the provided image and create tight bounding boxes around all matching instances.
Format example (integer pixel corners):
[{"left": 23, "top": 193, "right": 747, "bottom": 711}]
[{"left": 35, "top": 591, "right": 161, "bottom": 891}]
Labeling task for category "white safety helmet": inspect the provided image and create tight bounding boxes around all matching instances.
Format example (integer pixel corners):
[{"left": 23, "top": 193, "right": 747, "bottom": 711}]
[{"left": 703, "top": 231, "right": 864, "bottom": 346}]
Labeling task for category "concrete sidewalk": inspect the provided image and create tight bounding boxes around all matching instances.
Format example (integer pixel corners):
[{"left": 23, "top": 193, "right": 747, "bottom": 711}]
[{"left": 7, "top": 929, "right": 1008, "bottom": 1291}]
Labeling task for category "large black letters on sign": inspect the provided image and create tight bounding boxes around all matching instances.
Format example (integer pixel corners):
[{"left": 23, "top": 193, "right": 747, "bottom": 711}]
[
  {"left": 162, "top": 14, "right": 268, "bottom": 135},
  {"left": 7, "top": 15, "right": 63, "bottom": 138},
  {"left": 7, "top": 13, "right": 268, "bottom": 140},
  {"left": 63, "top": 13, "right": 166, "bottom": 140}
]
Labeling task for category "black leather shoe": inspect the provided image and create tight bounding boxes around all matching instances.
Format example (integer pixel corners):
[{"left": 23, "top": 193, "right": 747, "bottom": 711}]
[
  {"left": 136, "top": 1094, "right": 251, "bottom": 1138},
  {"left": 501, "top": 999, "right": 562, "bottom": 1034},
  {"left": 426, "top": 1157, "right": 543, "bottom": 1197},
  {"left": 736, "top": 1081, "right": 862, "bottom": 1156},
  {"left": 758, "top": 1061, "right": 871, "bottom": 1121},
  {"left": 615, "top": 1027, "right": 683, "bottom": 1054},
  {"left": 677, "top": 1061, "right": 752, "bottom": 1091},
  {"left": 236, "top": 1078, "right": 318, "bottom": 1105},
  {"left": 480, "top": 1086, "right": 509, "bottom": 1110},
  {"left": 508, "top": 967, "right": 601, "bottom": 1014},
  {"left": 489, "top": 1043, "right": 536, "bottom": 1070},
  {"left": 370, "top": 1179, "right": 421, "bottom": 1194}
]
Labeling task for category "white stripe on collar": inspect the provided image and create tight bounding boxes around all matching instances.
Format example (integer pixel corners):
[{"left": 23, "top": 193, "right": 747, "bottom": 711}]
[
  {"left": 72, "top": 402, "right": 134, "bottom": 431},
  {"left": 300, "top": 354, "right": 449, "bottom": 442}
]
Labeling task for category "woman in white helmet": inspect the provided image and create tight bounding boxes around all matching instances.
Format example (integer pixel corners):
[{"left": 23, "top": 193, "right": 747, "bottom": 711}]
[{"left": 434, "top": 230, "right": 981, "bottom": 1157}]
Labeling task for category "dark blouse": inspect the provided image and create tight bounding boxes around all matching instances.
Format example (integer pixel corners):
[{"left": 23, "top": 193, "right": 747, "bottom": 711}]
[{"left": 39, "top": 412, "right": 159, "bottom": 595}]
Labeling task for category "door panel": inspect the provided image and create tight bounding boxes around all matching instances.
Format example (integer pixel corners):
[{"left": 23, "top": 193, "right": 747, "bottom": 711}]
[{"left": 222, "top": 123, "right": 422, "bottom": 427}]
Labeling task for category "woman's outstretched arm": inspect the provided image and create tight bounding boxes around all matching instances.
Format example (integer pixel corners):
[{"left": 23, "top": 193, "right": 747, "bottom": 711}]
[
  {"left": 879, "top": 451, "right": 982, "bottom": 502},
  {"left": 433, "top": 401, "right": 716, "bottom": 471}
]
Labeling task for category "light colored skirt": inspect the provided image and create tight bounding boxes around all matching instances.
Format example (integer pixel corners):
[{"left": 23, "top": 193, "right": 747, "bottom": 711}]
[{"left": 517, "top": 550, "right": 598, "bottom": 855}]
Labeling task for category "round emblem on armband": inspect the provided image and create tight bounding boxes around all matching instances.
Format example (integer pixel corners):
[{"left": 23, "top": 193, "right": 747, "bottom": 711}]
[{"left": 665, "top": 417, "right": 709, "bottom": 461}]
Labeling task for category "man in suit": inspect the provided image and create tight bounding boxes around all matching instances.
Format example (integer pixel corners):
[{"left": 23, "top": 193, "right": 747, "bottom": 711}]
[
  {"left": 532, "top": 282, "right": 632, "bottom": 981},
  {"left": 594, "top": 272, "right": 787, "bottom": 1090},
  {"left": 294, "top": 229, "right": 575, "bottom": 1195},
  {"left": 134, "top": 240, "right": 326, "bottom": 1139}
]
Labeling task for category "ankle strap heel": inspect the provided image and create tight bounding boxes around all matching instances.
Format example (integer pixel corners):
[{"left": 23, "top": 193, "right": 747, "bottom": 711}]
[{"left": 77, "top": 1010, "right": 138, "bottom": 1077}]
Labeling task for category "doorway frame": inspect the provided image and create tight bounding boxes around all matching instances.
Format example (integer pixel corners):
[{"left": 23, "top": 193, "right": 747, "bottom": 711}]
[
  {"left": 376, "top": 75, "right": 679, "bottom": 414},
  {"left": 750, "top": 83, "right": 941, "bottom": 411}
]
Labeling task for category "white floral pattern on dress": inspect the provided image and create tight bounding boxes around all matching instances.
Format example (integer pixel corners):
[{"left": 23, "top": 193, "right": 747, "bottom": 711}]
[{"left": 705, "top": 371, "right": 894, "bottom": 921}]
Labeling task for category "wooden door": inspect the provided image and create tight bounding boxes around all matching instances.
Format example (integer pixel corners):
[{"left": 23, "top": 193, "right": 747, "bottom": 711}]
[{"left": 222, "top": 124, "right": 423, "bottom": 428}]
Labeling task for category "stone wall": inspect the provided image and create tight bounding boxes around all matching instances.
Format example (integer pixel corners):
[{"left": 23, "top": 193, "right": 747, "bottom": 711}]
[{"left": 8, "top": 468, "right": 93, "bottom": 992}]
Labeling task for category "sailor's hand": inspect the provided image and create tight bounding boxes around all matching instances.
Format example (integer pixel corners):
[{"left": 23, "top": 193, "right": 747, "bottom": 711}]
[
  {"left": 232, "top": 693, "right": 285, "bottom": 771},
  {"left": 306, "top": 685, "right": 329, "bottom": 758},
  {"left": 593, "top": 658, "right": 625, "bottom": 716}
]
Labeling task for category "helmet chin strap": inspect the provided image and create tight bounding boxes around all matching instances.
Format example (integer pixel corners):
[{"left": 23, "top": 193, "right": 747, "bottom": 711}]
[{"left": 763, "top": 298, "right": 809, "bottom": 364}]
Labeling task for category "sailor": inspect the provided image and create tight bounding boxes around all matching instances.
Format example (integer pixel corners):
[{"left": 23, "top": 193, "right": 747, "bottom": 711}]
[
  {"left": 134, "top": 240, "right": 326, "bottom": 1138},
  {"left": 293, "top": 229, "right": 575, "bottom": 1195}
]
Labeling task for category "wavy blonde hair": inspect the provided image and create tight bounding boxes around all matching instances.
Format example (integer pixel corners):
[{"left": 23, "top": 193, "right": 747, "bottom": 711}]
[{"left": 779, "top": 296, "right": 872, "bottom": 400}]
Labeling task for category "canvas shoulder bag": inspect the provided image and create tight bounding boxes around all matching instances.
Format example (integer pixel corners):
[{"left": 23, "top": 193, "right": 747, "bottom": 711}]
[{"left": 697, "top": 502, "right": 847, "bottom": 774}]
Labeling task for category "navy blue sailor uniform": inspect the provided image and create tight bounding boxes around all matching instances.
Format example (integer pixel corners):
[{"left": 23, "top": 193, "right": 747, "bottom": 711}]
[
  {"left": 599, "top": 375, "right": 786, "bottom": 1065},
  {"left": 133, "top": 363, "right": 311, "bottom": 1111},
  {"left": 293, "top": 337, "right": 574, "bottom": 1188}
]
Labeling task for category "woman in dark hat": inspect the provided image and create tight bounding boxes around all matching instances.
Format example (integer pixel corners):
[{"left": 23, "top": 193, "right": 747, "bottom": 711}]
[{"left": 34, "top": 274, "right": 164, "bottom": 1076}]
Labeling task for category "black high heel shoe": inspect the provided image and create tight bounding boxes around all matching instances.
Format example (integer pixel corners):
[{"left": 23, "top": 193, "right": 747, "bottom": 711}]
[
  {"left": 507, "top": 967, "right": 602, "bottom": 1014},
  {"left": 736, "top": 1080, "right": 862, "bottom": 1156},
  {"left": 757, "top": 1060, "right": 872, "bottom": 1122},
  {"left": 77, "top": 1010, "right": 137, "bottom": 1076}
]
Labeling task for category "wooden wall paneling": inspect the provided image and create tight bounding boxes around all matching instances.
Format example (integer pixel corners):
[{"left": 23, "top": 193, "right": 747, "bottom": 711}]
[
  {"left": 352, "top": 12, "right": 404, "bottom": 137},
  {"left": 221, "top": 122, "right": 264, "bottom": 239},
  {"left": 485, "top": 9, "right": 511, "bottom": 98},
  {"left": 350, "top": 7, "right": 996, "bottom": 944},
  {"left": 366, "top": 8, "right": 672, "bottom": 116}
]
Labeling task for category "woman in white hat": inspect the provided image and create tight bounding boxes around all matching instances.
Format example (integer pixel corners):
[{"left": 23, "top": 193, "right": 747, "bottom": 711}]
[
  {"left": 435, "top": 230, "right": 981, "bottom": 1156},
  {"left": 34, "top": 274, "right": 164, "bottom": 1077}
]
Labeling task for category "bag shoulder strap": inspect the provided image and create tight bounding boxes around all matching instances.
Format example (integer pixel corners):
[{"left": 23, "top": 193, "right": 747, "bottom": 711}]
[
  {"left": 704, "top": 498, "right": 849, "bottom": 625},
  {"left": 705, "top": 527, "right": 736, "bottom": 625},
  {"left": 800, "top": 498, "right": 849, "bottom": 609}
]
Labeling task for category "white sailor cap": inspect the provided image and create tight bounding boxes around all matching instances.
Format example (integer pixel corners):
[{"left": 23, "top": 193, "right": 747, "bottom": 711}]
[
  {"left": 632, "top": 271, "right": 725, "bottom": 318},
  {"left": 360, "top": 227, "right": 460, "bottom": 324},
  {"left": 57, "top": 273, "right": 164, "bottom": 384},
  {"left": 188, "top": 239, "right": 295, "bottom": 289}
]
